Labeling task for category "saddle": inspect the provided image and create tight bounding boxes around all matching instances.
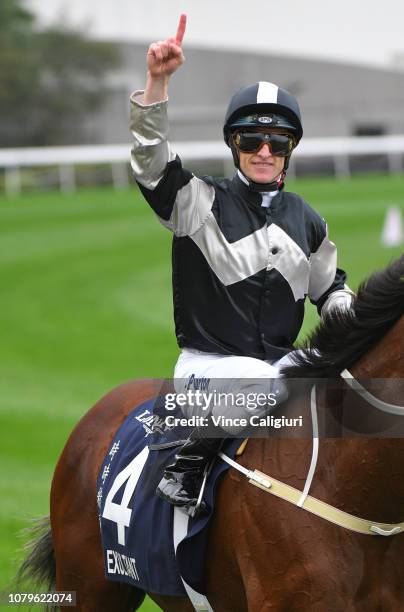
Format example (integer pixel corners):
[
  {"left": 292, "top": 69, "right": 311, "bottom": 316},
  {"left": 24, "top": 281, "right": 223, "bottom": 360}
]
[{"left": 97, "top": 395, "right": 243, "bottom": 597}]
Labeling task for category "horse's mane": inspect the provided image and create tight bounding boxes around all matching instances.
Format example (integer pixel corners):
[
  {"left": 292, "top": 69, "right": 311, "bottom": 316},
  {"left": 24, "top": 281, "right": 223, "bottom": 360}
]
[{"left": 283, "top": 255, "right": 404, "bottom": 378}]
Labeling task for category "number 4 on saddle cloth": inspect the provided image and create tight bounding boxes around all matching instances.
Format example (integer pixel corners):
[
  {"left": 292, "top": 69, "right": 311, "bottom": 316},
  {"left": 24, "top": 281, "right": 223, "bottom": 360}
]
[{"left": 96, "top": 393, "right": 242, "bottom": 599}]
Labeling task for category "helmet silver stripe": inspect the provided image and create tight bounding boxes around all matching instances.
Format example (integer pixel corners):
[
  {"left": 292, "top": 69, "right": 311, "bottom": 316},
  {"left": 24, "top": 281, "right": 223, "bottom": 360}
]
[{"left": 257, "top": 81, "right": 279, "bottom": 104}]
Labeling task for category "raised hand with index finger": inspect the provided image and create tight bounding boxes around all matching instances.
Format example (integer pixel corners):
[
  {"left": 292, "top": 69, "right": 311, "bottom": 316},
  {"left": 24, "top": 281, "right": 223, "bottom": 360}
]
[{"left": 147, "top": 14, "right": 187, "bottom": 79}]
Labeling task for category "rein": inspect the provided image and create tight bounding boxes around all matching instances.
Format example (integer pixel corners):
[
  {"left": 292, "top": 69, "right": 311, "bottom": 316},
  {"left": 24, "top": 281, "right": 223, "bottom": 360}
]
[
  {"left": 219, "top": 369, "right": 404, "bottom": 537},
  {"left": 340, "top": 369, "right": 404, "bottom": 415}
]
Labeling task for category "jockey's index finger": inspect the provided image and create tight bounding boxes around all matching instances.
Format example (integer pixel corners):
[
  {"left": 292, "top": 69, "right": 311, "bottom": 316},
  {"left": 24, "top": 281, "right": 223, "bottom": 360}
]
[{"left": 175, "top": 14, "right": 187, "bottom": 46}]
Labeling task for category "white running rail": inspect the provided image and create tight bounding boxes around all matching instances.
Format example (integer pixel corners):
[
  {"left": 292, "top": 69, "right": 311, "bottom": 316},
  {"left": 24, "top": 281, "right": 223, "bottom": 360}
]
[{"left": 1, "top": 135, "right": 403, "bottom": 195}]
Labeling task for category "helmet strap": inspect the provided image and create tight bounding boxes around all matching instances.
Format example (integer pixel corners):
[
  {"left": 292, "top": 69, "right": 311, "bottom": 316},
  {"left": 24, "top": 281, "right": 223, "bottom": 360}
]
[
  {"left": 229, "top": 138, "right": 240, "bottom": 169},
  {"left": 241, "top": 173, "right": 284, "bottom": 193}
]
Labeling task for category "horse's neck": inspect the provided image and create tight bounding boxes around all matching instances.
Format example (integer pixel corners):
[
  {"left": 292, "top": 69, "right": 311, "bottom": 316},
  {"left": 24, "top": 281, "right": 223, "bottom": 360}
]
[
  {"left": 314, "top": 437, "right": 404, "bottom": 524},
  {"left": 249, "top": 383, "right": 404, "bottom": 524},
  {"left": 317, "top": 317, "right": 404, "bottom": 523},
  {"left": 322, "top": 317, "right": 404, "bottom": 519},
  {"left": 352, "top": 314, "right": 404, "bottom": 379},
  {"left": 244, "top": 319, "right": 404, "bottom": 523}
]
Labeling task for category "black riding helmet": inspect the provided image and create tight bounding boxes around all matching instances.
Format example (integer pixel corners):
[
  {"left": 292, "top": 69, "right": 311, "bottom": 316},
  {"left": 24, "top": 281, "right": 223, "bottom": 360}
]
[{"left": 224, "top": 81, "right": 303, "bottom": 191}]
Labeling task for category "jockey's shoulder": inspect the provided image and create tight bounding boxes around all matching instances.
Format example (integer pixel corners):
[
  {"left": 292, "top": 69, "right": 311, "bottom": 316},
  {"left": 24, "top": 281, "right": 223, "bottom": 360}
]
[
  {"left": 282, "top": 189, "right": 325, "bottom": 222},
  {"left": 199, "top": 175, "right": 229, "bottom": 190}
]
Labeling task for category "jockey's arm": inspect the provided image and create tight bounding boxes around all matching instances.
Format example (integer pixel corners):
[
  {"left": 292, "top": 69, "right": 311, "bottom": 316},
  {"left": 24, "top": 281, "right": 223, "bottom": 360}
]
[
  {"left": 130, "top": 15, "right": 215, "bottom": 237},
  {"left": 308, "top": 221, "right": 355, "bottom": 318}
]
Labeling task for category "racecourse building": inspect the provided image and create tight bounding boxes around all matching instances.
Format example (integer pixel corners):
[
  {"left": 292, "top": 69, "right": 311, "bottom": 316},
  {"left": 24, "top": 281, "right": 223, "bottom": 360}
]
[{"left": 86, "top": 42, "right": 404, "bottom": 146}]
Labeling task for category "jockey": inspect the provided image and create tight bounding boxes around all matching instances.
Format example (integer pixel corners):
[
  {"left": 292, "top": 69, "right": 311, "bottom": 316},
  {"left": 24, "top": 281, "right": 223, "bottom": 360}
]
[{"left": 130, "top": 14, "right": 354, "bottom": 514}]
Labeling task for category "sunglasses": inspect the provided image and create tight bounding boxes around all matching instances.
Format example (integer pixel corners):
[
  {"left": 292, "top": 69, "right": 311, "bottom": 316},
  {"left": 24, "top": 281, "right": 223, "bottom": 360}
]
[{"left": 233, "top": 132, "right": 295, "bottom": 157}]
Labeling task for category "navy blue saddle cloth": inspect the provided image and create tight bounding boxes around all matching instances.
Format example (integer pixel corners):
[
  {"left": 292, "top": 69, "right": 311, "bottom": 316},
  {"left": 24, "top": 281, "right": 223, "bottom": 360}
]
[{"left": 97, "top": 395, "right": 241, "bottom": 597}]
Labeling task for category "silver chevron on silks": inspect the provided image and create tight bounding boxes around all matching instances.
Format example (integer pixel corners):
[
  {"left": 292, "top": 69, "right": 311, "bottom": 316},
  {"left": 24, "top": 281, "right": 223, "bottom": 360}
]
[
  {"left": 266, "top": 224, "right": 310, "bottom": 301},
  {"left": 190, "top": 212, "right": 269, "bottom": 286},
  {"left": 191, "top": 216, "right": 312, "bottom": 300}
]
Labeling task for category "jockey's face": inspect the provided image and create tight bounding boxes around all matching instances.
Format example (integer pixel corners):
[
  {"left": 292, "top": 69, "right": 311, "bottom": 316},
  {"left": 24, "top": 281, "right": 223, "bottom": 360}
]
[{"left": 237, "top": 128, "right": 287, "bottom": 184}]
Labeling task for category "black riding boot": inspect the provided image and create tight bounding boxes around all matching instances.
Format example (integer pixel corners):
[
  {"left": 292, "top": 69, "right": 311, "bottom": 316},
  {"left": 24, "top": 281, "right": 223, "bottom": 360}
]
[{"left": 156, "top": 432, "right": 223, "bottom": 514}]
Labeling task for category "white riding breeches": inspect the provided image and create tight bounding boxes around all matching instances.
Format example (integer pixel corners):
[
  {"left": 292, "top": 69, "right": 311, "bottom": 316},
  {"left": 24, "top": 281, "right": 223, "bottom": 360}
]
[
  {"left": 173, "top": 348, "right": 298, "bottom": 434},
  {"left": 174, "top": 348, "right": 297, "bottom": 378}
]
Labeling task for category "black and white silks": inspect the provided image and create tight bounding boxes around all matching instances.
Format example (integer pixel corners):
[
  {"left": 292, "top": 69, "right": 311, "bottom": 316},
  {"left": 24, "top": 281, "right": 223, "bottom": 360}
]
[{"left": 130, "top": 91, "right": 353, "bottom": 362}]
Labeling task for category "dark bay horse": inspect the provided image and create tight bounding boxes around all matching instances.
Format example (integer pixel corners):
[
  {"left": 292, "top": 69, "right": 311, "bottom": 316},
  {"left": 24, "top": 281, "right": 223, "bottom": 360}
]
[{"left": 18, "top": 255, "right": 404, "bottom": 611}]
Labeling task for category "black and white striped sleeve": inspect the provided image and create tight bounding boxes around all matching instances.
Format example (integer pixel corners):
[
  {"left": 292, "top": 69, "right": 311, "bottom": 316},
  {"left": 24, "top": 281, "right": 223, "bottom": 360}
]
[
  {"left": 308, "top": 220, "right": 351, "bottom": 314},
  {"left": 130, "top": 91, "right": 215, "bottom": 236}
]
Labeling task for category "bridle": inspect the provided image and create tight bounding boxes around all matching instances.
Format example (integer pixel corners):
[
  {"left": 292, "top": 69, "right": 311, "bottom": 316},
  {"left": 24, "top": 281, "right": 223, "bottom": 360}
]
[
  {"left": 340, "top": 368, "right": 404, "bottom": 415},
  {"left": 219, "top": 369, "right": 404, "bottom": 537}
]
